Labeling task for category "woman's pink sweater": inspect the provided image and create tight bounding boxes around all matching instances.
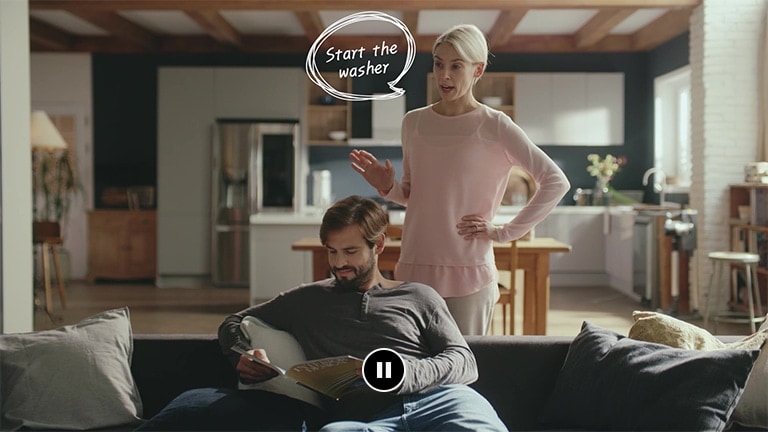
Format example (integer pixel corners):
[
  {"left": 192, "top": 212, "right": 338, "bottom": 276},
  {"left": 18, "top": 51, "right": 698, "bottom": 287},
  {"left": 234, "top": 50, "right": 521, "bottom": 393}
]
[{"left": 383, "top": 104, "right": 570, "bottom": 298}]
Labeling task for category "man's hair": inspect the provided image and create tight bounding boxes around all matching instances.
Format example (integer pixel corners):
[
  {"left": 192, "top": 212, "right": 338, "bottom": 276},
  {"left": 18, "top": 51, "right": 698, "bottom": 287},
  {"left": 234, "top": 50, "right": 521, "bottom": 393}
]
[{"left": 320, "top": 195, "right": 387, "bottom": 248}]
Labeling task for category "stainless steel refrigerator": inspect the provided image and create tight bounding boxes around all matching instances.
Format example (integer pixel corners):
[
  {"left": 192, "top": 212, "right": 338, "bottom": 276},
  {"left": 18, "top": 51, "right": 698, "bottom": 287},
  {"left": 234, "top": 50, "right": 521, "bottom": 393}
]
[{"left": 211, "top": 119, "right": 300, "bottom": 286}]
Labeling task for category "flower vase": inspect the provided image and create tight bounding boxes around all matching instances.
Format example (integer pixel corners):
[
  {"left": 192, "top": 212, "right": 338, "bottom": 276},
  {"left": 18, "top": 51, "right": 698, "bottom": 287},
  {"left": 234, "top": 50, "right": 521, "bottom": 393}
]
[{"left": 594, "top": 178, "right": 611, "bottom": 206}]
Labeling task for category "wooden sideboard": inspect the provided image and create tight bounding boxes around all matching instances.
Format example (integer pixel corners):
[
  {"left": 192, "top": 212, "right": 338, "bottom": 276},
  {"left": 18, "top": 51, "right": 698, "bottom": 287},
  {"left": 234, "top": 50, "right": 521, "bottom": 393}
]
[{"left": 87, "top": 210, "right": 156, "bottom": 281}]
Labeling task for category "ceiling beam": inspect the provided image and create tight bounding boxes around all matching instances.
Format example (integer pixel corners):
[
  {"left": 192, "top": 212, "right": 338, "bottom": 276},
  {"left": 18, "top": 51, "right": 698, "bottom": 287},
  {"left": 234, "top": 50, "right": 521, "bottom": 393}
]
[
  {"left": 30, "top": 0, "right": 703, "bottom": 12},
  {"left": 33, "top": 32, "right": 680, "bottom": 54},
  {"left": 70, "top": 10, "right": 158, "bottom": 50},
  {"left": 186, "top": 10, "right": 242, "bottom": 46},
  {"left": 631, "top": 8, "right": 691, "bottom": 50},
  {"left": 488, "top": 9, "right": 527, "bottom": 50},
  {"left": 575, "top": 8, "right": 636, "bottom": 48},
  {"left": 401, "top": 10, "right": 419, "bottom": 50},
  {"left": 30, "top": 17, "right": 73, "bottom": 51},
  {"left": 294, "top": 11, "right": 324, "bottom": 41}
]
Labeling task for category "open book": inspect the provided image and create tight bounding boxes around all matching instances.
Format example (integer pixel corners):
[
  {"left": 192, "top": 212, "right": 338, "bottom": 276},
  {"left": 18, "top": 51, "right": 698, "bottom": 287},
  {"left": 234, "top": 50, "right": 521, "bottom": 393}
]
[{"left": 231, "top": 346, "right": 363, "bottom": 400}]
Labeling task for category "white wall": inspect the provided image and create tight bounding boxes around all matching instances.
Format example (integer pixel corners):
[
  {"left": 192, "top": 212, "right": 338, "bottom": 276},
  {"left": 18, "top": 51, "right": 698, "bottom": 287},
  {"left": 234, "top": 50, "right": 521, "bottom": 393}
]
[
  {"left": 30, "top": 53, "right": 93, "bottom": 280},
  {"left": 690, "top": 0, "right": 767, "bottom": 311},
  {"left": 0, "top": 0, "right": 33, "bottom": 333}
]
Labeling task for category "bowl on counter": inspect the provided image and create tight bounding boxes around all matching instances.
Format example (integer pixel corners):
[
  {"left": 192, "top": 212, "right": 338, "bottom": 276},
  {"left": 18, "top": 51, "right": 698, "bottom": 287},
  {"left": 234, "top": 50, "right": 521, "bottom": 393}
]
[
  {"left": 482, "top": 96, "right": 503, "bottom": 106},
  {"left": 328, "top": 130, "right": 347, "bottom": 141}
]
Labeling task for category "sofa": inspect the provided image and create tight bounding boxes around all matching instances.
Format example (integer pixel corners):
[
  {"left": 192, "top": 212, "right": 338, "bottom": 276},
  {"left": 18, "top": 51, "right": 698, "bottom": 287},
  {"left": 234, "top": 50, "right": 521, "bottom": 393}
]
[
  {"left": 1, "top": 308, "right": 766, "bottom": 431},
  {"left": 131, "top": 329, "right": 762, "bottom": 431}
]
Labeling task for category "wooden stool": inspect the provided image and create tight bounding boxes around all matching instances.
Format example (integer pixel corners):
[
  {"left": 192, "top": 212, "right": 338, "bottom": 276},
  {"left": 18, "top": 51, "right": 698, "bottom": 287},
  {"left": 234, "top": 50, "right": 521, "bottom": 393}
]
[
  {"left": 33, "top": 222, "right": 67, "bottom": 315},
  {"left": 704, "top": 251, "right": 763, "bottom": 333}
]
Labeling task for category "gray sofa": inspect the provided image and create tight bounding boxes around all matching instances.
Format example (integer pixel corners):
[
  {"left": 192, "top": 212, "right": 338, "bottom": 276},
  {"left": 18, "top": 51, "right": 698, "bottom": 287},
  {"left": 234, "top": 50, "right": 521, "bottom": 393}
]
[
  {"left": 132, "top": 334, "right": 569, "bottom": 430},
  {"left": 132, "top": 332, "right": 758, "bottom": 431}
]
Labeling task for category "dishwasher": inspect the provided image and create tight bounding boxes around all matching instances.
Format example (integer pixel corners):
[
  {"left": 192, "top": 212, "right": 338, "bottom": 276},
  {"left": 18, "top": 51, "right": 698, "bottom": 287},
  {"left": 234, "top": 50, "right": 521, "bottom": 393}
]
[{"left": 633, "top": 209, "right": 697, "bottom": 313}]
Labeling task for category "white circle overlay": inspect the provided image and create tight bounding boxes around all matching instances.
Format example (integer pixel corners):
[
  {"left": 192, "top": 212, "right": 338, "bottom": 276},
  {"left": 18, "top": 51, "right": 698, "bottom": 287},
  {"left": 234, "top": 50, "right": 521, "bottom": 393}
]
[
  {"left": 362, "top": 347, "right": 407, "bottom": 393},
  {"left": 305, "top": 11, "right": 415, "bottom": 102}
]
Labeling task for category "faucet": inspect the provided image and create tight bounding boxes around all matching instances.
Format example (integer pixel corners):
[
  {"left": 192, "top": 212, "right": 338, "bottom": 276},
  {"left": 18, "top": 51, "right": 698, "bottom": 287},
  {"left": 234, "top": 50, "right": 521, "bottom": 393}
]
[{"left": 642, "top": 167, "right": 667, "bottom": 205}]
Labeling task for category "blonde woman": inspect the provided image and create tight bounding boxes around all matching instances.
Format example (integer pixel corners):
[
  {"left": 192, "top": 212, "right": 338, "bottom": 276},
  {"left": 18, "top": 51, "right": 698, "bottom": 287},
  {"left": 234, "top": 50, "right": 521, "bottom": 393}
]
[{"left": 351, "top": 24, "right": 570, "bottom": 335}]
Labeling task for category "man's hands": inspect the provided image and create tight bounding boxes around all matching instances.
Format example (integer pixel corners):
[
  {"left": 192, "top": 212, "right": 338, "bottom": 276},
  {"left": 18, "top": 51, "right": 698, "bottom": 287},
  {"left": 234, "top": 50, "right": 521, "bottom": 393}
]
[
  {"left": 236, "top": 348, "right": 280, "bottom": 384},
  {"left": 350, "top": 149, "right": 395, "bottom": 195}
]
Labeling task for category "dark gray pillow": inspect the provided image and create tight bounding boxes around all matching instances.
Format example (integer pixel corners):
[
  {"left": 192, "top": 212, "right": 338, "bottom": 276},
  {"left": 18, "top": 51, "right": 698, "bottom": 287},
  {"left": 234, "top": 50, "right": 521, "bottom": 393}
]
[{"left": 540, "top": 321, "right": 759, "bottom": 431}]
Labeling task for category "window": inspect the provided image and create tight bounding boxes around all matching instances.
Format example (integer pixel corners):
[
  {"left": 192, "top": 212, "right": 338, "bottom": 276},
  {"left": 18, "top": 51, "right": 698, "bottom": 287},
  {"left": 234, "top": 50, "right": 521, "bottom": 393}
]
[{"left": 654, "top": 66, "right": 691, "bottom": 190}]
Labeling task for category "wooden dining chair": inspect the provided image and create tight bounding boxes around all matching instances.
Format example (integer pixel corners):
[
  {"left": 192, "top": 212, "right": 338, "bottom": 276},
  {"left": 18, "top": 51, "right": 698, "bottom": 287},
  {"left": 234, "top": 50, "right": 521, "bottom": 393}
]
[{"left": 496, "top": 240, "right": 518, "bottom": 335}]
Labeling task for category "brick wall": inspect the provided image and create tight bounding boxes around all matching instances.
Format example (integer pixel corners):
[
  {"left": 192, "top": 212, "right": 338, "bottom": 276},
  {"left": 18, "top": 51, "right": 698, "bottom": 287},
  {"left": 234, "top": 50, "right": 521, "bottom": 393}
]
[{"left": 690, "top": 0, "right": 767, "bottom": 311}]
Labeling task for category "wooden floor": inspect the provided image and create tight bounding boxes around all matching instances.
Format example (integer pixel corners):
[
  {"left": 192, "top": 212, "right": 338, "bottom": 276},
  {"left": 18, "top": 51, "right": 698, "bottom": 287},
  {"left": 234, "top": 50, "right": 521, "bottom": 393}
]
[{"left": 32, "top": 279, "right": 756, "bottom": 337}]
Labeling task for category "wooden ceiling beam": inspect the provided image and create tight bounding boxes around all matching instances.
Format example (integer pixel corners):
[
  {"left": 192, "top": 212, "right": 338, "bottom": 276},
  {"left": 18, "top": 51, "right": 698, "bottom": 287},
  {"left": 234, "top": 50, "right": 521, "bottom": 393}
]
[
  {"left": 575, "top": 8, "right": 636, "bottom": 48},
  {"left": 488, "top": 9, "right": 527, "bottom": 51},
  {"left": 31, "top": 33, "right": 649, "bottom": 54},
  {"left": 186, "top": 10, "right": 242, "bottom": 46},
  {"left": 29, "top": 0, "right": 703, "bottom": 12},
  {"left": 70, "top": 10, "right": 158, "bottom": 50},
  {"left": 402, "top": 10, "right": 419, "bottom": 35},
  {"left": 631, "top": 8, "right": 691, "bottom": 50},
  {"left": 30, "top": 17, "right": 73, "bottom": 51},
  {"left": 294, "top": 11, "right": 324, "bottom": 41}
]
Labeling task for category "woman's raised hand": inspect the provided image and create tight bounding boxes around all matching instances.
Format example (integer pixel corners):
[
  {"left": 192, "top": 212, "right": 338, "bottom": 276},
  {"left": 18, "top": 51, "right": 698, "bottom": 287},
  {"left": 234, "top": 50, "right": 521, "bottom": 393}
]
[{"left": 349, "top": 149, "right": 395, "bottom": 195}]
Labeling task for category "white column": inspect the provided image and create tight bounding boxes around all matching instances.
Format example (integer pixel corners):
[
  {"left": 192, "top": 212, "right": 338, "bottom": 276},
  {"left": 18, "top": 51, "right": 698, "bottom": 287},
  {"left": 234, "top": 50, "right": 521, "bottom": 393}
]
[
  {"left": 0, "top": 0, "right": 33, "bottom": 332},
  {"left": 689, "top": 0, "right": 767, "bottom": 312}
]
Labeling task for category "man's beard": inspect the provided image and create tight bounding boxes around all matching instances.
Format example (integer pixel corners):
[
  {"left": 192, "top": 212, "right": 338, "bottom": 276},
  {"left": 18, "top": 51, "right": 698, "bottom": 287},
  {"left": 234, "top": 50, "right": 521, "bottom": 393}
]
[{"left": 332, "top": 252, "right": 376, "bottom": 291}]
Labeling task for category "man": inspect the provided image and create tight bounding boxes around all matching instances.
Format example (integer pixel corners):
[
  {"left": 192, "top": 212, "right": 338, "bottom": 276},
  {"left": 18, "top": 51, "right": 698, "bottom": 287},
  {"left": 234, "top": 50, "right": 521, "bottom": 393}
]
[{"left": 137, "top": 195, "right": 506, "bottom": 431}]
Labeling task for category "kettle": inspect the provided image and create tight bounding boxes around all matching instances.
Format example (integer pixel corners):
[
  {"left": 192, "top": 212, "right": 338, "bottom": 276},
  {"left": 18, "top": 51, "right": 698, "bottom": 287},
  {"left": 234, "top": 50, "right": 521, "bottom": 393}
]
[{"left": 312, "top": 170, "right": 333, "bottom": 209}]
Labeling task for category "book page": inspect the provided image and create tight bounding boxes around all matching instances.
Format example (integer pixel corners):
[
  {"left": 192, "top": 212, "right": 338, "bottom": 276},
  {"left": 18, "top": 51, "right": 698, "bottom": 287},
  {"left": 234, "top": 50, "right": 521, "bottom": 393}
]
[{"left": 285, "top": 356, "right": 363, "bottom": 399}]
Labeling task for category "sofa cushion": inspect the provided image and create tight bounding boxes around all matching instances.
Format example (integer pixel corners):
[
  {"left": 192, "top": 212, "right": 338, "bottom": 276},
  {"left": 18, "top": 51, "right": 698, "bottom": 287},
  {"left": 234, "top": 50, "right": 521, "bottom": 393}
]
[
  {"left": 541, "top": 321, "right": 759, "bottom": 431},
  {"left": 628, "top": 310, "right": 768, "bottom": 429},
  {"left": 0, "top": 307, "right": 143, "bottom": 430}
]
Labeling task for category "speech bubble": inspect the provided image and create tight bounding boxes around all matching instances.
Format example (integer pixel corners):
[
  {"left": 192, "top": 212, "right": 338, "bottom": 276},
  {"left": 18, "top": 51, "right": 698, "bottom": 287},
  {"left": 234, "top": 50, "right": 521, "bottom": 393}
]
[{"left": 305, "top": 11, "right": 415, "bottom": 102}]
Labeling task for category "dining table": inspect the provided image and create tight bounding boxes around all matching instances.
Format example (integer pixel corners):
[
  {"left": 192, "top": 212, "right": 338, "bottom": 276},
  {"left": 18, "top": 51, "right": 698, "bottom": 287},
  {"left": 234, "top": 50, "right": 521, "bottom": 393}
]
[{"left": 291, "top": 237, "right": 572, "bottom": 335}]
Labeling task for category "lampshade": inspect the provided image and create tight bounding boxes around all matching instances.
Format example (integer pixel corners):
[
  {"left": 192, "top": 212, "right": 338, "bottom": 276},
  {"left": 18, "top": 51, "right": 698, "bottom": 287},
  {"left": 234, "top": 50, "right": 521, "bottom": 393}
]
[{"left": 30, "top": 110, "right": 67, "bottom": 150}]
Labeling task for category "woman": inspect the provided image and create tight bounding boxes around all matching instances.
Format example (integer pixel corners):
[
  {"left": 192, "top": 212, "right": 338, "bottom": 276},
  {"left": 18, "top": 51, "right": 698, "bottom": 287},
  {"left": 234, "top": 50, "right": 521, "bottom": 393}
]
[{"left": 350, "top": 24, "right": 570, "bottom": 335}]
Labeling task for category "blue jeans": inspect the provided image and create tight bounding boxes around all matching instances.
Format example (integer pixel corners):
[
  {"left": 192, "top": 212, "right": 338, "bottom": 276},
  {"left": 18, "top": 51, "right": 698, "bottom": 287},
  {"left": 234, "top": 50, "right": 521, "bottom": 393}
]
[
  {"left": 134, "top": 387, "right": 328, "bottom": 431},
  {"left": 321, "top": 384, "right": 508, "bottom": 432}
]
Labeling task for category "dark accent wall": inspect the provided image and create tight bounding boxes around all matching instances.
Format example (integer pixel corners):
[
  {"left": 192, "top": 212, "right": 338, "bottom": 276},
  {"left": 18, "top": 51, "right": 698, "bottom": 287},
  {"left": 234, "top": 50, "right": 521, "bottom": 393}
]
[{"left": 92, "top": 34, "right": 689, "bottom": 207}]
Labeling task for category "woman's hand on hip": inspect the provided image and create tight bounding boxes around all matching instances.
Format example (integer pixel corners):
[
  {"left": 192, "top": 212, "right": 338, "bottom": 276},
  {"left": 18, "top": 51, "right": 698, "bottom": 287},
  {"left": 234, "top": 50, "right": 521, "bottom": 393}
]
[
  {"left": 458, "top": 215, "right": 502, "bottom": 241},
  {"left": 350, "top": 149, "right": 395, "bottom": 194}
]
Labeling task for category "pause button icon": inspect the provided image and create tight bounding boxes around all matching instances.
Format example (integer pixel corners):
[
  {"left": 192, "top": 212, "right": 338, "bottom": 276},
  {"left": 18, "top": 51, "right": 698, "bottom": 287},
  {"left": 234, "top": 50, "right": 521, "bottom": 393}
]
[
  {"left": 376, "top": 362, "right": 392, "bottom": 379},
  {"left": 363, "top": 348, "right": 406, "bottom": 393}
]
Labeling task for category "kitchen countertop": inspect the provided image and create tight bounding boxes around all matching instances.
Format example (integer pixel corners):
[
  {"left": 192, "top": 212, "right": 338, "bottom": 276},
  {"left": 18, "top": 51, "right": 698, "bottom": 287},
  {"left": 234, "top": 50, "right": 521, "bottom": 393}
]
[{"left": 250, "top": 205, "right": 638, "bottom": 225}]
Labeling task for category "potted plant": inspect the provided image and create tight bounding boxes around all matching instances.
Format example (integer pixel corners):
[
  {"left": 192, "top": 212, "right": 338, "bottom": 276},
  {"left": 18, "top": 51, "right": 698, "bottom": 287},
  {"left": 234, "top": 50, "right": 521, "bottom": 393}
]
[
  {"left": 30, "top": 110, "right": 83, "bottom": 287},
  {"left": 32, "top": 148, "right": 80, "bottom": 223}
]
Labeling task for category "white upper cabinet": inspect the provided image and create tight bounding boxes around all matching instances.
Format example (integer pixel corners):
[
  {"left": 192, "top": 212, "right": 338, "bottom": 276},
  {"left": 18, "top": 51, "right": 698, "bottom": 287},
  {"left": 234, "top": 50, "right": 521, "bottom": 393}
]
[{"left": 515, "top": 72, "right": 624, "bottom": 146}]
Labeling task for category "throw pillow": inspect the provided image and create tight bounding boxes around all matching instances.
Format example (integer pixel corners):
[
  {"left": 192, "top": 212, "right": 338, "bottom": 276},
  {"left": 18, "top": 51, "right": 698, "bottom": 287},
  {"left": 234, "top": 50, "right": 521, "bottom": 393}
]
[
  {"left": 541, "top": 321, "right": 759, "bottom": 431},
  {"left": 629, "top": 310, "right": 726, "bottom": 349},
  {"left": 0, "top": 307, "right": 143, "bottom": 430},
  {"left": 628, "top": 310, "right": 768, "bottom": 429},
  {"left": 238, "top": 316, "right": 323, "bottom": 407},
  {"left": 733, "top": 313, "right": 768, "bottom": 429}
]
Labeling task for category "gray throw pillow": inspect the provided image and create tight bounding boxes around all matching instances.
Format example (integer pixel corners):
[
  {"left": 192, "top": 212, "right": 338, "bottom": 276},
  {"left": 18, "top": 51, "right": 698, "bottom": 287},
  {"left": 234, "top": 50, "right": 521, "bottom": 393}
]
[
  {"left": 541, "top": 321, "right": 759, "bottom": 431},
  {"left": 0, "top": 307, "right": 143, "bottom": 430}
]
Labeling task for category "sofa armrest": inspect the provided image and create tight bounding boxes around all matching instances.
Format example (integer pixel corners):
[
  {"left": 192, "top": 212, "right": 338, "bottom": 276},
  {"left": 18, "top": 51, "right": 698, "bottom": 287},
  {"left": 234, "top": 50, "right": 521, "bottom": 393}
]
[{"left": 132, "top": 334, "right": 238, "bottom": 418}]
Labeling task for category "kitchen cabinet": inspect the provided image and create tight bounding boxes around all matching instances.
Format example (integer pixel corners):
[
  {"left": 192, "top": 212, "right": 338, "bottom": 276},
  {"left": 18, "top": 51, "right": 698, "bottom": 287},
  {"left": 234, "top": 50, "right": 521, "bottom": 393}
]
[
  {"left": 427, "top": 72, "right": 516, "bottom": 120},
  {"left": 514, "top": 72, "right": 624, "bottom": 146},
  {"left": 250, "top": 222, "right": 320, "bottom": 302},
  {"left": 305, "top": 72, "right": 351, "bottom": 145},
  {"left": 605, "top": 210, "right": 637, "bottom": 298},
  {"left": 157, "top": 67, "right": 304, "bottom": 287},
  {"left": 87, "top": 210, "right": 156, "bottom": 281},
  {"left": 536, "top": 211, "right": 607, "bottom": 286}
]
